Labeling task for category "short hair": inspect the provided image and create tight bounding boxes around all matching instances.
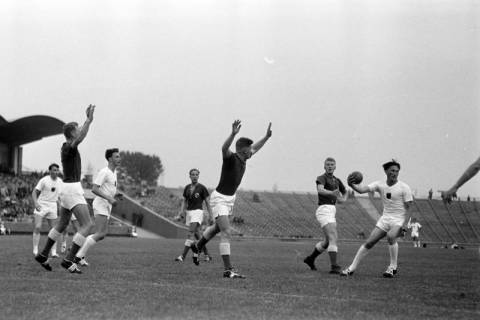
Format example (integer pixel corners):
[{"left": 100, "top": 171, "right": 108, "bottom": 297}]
[
  {"left": 235, "top": 137, "right": 253, "bottom": 150},
  {"left": 382, "top": 159, "right": 401, "bottom": 170},
  {"left": 48, "top": 163, "right": 59, "bottom": 171},
  {"left": 189, "top": 168, "right": 200, "bottom": 175},
  {"left": 63, "top": 122, "right": 78, "bottom": 139},
  {"left": 324, "top": 157, "right": 336, "bottom": 163},
  {"left": 105, "top": 148, "right": 119, "bottom": 160}
]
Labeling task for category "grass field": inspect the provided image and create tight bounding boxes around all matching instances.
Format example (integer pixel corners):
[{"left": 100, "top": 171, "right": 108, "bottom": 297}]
[{"left": 0, "top": 235, "right": 478, "bottom": 320}]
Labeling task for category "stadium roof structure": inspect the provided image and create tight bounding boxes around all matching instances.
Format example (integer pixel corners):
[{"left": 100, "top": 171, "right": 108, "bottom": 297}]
[{"left": 0, "top": 115, "right": 65, "bottom": 146}]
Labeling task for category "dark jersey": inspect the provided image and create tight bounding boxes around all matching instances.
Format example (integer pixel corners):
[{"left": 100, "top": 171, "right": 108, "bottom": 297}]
[
  {"left": 215, "top": 153, "right": 246, "bottom": 196},
  {"left": 183, "top": 183, "right": 209, "bottom": 211},
  {"left": 61, "top": 143, "right": 81, "bottom": 183},
  {"left": 316, "top": 174, "right": 346, "bottom": 205}
]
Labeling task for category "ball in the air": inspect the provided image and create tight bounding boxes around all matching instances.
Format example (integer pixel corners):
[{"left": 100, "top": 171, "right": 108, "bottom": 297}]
[{"left": 348, "top": 171, "right": 363, "bottom": 184}]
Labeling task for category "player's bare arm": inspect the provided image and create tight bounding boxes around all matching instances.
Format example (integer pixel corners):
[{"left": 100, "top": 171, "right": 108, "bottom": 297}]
[
  {"left": 92, "top": 183, "right": 116, "bottom": 205},
  {"left": 222, "top": 120, "right": 241, "bottom": 158},
  {"left": 70, "top": 104, "right": 95, "bottom": 148},
  {"left": 347, "top": 178, "right": 370, "bottom": 194},
  {"left": 442, "top": 156, "right": 480, "bottom": 203},
  {"left": 251, "top": 122, "right": 272, "bottom": 155},
  {"left": 32, "top": 189, "right": 41, "bottom": 211}
]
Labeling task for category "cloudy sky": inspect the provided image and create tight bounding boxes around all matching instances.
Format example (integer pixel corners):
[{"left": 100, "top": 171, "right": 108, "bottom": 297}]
[{"left": 1, "top": 0, "right": 478, "bottom": 198}]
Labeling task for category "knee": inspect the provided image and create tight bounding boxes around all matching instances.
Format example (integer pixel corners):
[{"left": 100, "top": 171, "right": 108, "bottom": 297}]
[
  {"left": 220, "top": 229, "right": 231, "bottom": 241},
  {"left": 364, "top": 241, "right": 375, "bottom": 249},
  {"left": 387, "top": 237, "right": 396, "bottom": 245}
]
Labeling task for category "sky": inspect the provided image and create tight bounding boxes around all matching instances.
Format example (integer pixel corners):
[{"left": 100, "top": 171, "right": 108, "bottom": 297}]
[{"left": 1, "top": 0, "right": 479, "bottom": 198}]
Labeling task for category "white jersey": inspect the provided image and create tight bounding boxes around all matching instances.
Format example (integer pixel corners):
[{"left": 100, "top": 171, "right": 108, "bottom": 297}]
[
  {"left": 35, "top": 176, "right": 63, "bottom": 202},
  {"left": 368, "top": 180, "right": 413, "bottom": 219},
  {"left": 93, "top": 167, "right": 117, "bottom": 206},
  {"left": 408, "top": 222, "right": 422, "bottom": 235}
]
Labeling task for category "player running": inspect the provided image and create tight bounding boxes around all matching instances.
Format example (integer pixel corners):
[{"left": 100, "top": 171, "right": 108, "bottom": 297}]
[
  {"left": 32, "top": 163, "right": 63, "bottom": 257},
  {"left": 303, "top": 157, "right": 347, "bottom": 274},
  {"left": 73, "top": 148, "right": 122, "bottom": 266},
  {"left": 175, "top": 168, "right": 213, "bottom": 263},
  {"left": 340, "top": 160, "right": 414, "bottom": 278},
  {"left": 34, "top": 105, "right": 95, "bottom": 273},
  {"left": 191, "top": 120, "right": 272, "bottom": 278}
]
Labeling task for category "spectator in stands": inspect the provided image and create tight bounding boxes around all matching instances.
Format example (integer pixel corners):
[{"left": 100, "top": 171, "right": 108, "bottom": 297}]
[
  {"left": 174, "top": 168, "right": 213, "bottom": 263},
  {"left": 303, "top": 157, "right": 347, "bottom": 274},
  {"left": 407, "top": 217, "right": 422, "bottom": 248},
  {"left": 442, "top": 156, "right": 480, "bottom": 203},
  {"left": 341, "top": 160, "right": 414, "bottom": 278},
  {"left": 0, "top": 221, "right": 6, "bottom": 235},
  {"left": 428, "top": 188, "right": 433, "bottom": 200},
  {"left": 31, "top": 163, "right": 63, "bottom": 257}
]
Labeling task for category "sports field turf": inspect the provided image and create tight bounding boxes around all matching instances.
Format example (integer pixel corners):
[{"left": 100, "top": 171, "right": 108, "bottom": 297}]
[{"left": 0, "top": 235, "right": 478, "bottom": 320}]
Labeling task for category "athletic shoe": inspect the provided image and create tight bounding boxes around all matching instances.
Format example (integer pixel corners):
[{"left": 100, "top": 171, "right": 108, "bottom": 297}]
[
  {"left": 383, "top": 266, "right": 396, "bottom": 278},
  {"left": 175, "top": 256, "right": 184, "bottom": 262},
  {"left": 303, "top": 256, "right": 317, "bottom": 271},
  {"left": 61, "top": 259, "right": 82, "bottom": 274},
  {"left": 34, "top": 254, "right": 52, "bottom": 271},
  {"left": 61, "top": 242, "right": 67, "bottom": 253},
  {"left": 329, "top": 264, "right": 342, "bottom": 274},
  {"left": 51, "top": 253, "right": 60, "bottom": 258},
  {"left": 78, "top": 257, "right": 89, "bottom": 267},
  {"left": 33, "top": 249, "right": 38, "bottom": 256},
  {"left": 340, "top": 268, "right": 354, "bottom": 276},
  {"left": 223, "top": 268, "right": 246, "bottom": 279},
  {"left": 204, "top": 255, "right": 212, "bottom": 262},
  {"left": 192, "top": 254, "right": 200, "bottom": 266}
]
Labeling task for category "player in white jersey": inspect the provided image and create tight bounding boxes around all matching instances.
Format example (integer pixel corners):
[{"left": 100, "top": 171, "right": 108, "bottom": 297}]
[
  {"left": 32, "top": 164, "right": 63, "bottom": 257},
  {"left": 73, "top": 148, "right": 122, "bottom": 266},
  {"left": 341, "top": 160, "right": 414, "bottom": 278},
  {"left": 407, "top": 217, "right": 422, "bottom": 247}
]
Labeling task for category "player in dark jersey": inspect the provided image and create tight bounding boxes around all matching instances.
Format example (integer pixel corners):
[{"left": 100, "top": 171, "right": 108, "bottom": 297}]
[
  {"left": 441, "top": 156, "right": 480, "bottom": 203},
  {"left": 303, "top": 157, "right": 347, "bottom": 274},
  {"left": 34, "top": 105, "right": 95, "bottom": 273},
  {"left": 175, "top": 168, "right": 213, "bottom": 263},
  {"left": 191, "top": 120, "right": 272, "bottom": 278}
]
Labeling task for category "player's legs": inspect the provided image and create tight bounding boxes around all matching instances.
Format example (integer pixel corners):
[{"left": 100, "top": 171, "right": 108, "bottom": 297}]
[
  {"left": 64, "top": 204, "right": 93, "bottom": 263},
  {"left": 46, "top": 218, "right": 59, "bottom": 257},
  {"left": 343, "top": 227, "right": 386, "bottom": 274},
  {"left": 178, "top": 222, "right": 199, "bottom": 261},
  {"left": 75, "top": 214, "right": 109, "bottom": 261},
  {"left": 322, "top": 222, "right": 340, "bottom": 272},
  {"left": 39, "top": 207, "right": 71, "bottom": 257},
  {"left": 386, "top": 225, "right": 403, "bottom": 271},
  {"left": 216, "top": 215, "right": 233, "bottom": 270},
  {"left": 32, "top": 214, "right": 44, "bottom": 256}
]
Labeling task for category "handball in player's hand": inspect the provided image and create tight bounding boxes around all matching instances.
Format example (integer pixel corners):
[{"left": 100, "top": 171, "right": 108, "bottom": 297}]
[{"left": 348, "top": 171, "right": 363, "bottom": 186}]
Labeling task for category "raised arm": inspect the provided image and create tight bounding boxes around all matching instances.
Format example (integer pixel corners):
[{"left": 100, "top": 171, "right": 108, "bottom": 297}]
[
  {"left": 442, "top": 156, "right": 480, "bottom": 203},
  {"left": 251, "top": 122, "right": 272, "bottom": 155},
  {"left": 70, "top": 105, "right": 95, "bottom": 148},
  {"left": 222, "top": 120, "right": 241, "bottom": 158},
  {"left": 348, "top": 180, "right": 371, "bottom": 194}
]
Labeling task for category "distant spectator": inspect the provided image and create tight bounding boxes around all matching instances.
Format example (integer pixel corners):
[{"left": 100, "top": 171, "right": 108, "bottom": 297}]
[
  {"left": 0, "top": 222, "right": 6, "bottom": 235},
  {"left": 428, "top": 188, "right": 433, "bottom": 200},
  {"left": 467, "top": 195, "right": 470, "bottom": 202}
]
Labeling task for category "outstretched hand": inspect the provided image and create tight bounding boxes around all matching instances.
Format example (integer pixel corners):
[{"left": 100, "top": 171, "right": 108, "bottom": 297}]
[
  {"left": 232, "top": 120, "right": 241, "bottom": 135},
  {"left": 266, "top": 122, "right": 272, "bottom": 138},
  {"left": 86, "top": 104, "right": 96, "bottom": 121}
]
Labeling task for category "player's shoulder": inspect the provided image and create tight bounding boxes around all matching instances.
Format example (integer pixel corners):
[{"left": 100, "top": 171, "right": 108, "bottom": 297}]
[
  {"left": 316, "top": 174, "right": 325, "bottom": 182},
  {"left": 397, "top": 180, "right": 412, "bottom": 190}
]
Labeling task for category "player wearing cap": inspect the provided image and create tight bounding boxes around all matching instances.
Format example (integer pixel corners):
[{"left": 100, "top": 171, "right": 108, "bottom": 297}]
[{"left": 341, "top": 160, "right": 414, "bottom": 278}]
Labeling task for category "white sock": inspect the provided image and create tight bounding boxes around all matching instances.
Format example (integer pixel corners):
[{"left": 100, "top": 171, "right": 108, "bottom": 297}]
[
  {"left": 33, "top": 233, "right": 40, "bottom": 254},
  {"left": 76, "top": 235, "right": 96, "bottom": 258},
  {"left": 388, "top": 242, "right": 398, "bottom": 269},
  {"left": 349, "top": 244, "right": 369, "bottom": 271},
  {"left": 51, "top": 242, "right": 57, "bottom": 256}
]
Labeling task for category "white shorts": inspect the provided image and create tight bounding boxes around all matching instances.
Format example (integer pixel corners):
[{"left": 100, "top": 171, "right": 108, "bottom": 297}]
[
  {"left": 93, "top": 198, "right": 112, "bottom": 218},
  {"left": 59, "top": 182, "right": 87, "bottom": 211},
  {"left": 186, "top": 209, "right": 204, "bottom": 226},
  {"left": 34, "top": 201, "right": 58, "bottom": 220},
  {"left": 411, "top": 232, "right": 419, "bottom": 238},
  {"left": 315, "top": 205, "right": 336, "bottom": 228},
  {"left": 210, "top": 190, "right": 236, "bottom": 219},
  {"left": 376, "top": 215, "right": 405, "bottom": 232}
]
